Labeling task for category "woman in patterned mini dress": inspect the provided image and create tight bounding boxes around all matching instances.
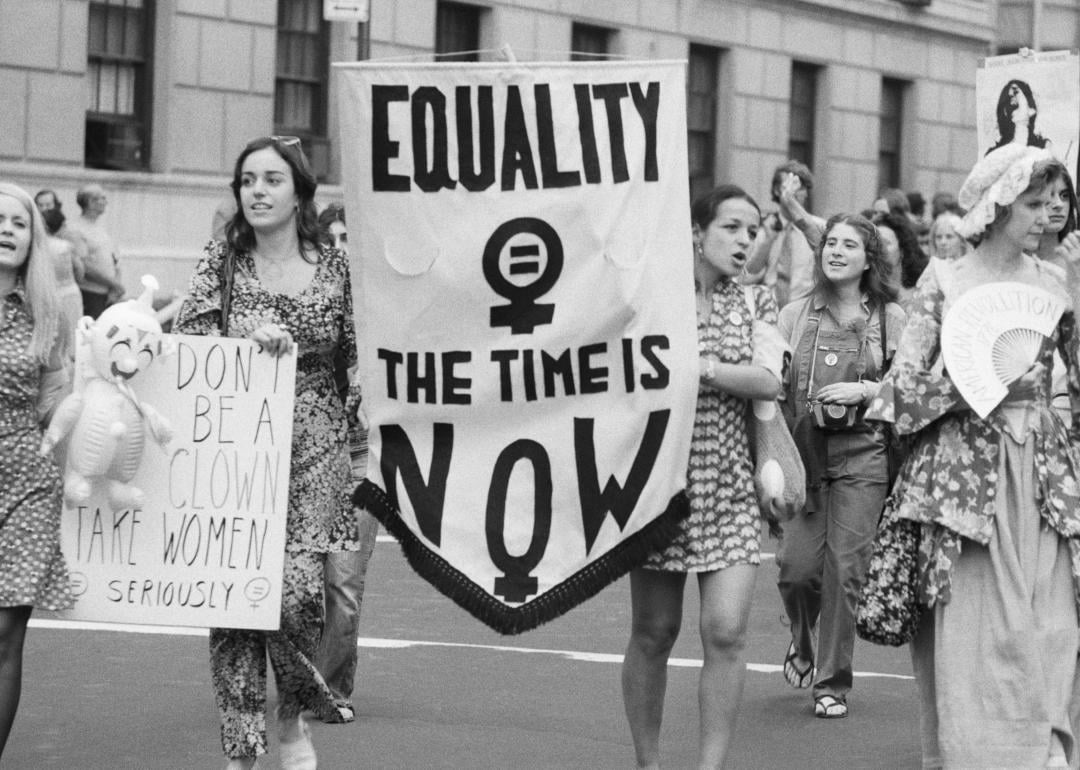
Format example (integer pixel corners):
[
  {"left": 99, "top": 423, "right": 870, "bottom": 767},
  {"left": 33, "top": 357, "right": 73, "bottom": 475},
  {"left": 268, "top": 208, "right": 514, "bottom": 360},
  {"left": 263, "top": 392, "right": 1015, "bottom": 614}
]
[
  {"left": 0, "top": 182, "right": 72, "bottom": 759},
  {"left": 175, "top": 137, "right": 359, "bottom": 770},
  {"left": 621, "top": 185, "right": 782, "bottom": 769}
]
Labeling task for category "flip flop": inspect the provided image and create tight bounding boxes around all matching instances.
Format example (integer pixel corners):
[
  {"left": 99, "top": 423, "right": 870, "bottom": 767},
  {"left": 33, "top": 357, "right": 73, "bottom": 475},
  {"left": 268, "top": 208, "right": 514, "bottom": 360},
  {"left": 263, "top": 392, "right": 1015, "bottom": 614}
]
[
  {"left": 814, "top": 694, "right": 848, "bottom": 719},
  {"left": 782, "top": 640, "right": 814, "bottom": 689}
]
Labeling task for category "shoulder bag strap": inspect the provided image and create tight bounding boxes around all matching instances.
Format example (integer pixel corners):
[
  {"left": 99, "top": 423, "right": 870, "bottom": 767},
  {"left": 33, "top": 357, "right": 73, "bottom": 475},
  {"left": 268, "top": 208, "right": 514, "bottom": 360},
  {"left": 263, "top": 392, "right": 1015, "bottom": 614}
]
[
  {"left": 879, "top": 303, "right": 889, "bottom": 375},
  {"left": 219, "top": 245, "right": 235, "bottom": 335}
]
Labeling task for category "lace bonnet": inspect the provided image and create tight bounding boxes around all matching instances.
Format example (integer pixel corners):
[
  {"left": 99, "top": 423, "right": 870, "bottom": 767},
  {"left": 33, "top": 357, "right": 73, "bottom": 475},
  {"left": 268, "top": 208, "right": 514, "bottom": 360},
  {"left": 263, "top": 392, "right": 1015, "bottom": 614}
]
[{"left": 956, "top": 144, "right": 1054, "bottom": 239}]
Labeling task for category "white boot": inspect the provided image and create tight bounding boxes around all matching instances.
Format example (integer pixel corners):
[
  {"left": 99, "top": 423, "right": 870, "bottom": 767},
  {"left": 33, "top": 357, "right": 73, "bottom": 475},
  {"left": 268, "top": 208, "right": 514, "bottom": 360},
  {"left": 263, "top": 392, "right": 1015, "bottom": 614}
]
[{"left": 278, "top": 715, "right": 316, "bottom": 770}]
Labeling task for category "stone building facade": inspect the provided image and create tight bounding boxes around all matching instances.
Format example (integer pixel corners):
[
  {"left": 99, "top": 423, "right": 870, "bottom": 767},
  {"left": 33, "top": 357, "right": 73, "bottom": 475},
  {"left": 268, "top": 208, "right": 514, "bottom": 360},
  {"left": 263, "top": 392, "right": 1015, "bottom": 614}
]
[{"left": 0, "top": 0, "right": 1067, "bottom": 295}]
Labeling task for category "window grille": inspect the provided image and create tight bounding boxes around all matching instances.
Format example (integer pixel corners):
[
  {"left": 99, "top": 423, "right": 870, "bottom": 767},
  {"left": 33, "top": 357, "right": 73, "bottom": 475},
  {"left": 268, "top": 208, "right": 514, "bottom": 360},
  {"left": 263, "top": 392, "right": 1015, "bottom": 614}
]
[{"left": 85, "top": 0, "right": 153, "bottom": 170}]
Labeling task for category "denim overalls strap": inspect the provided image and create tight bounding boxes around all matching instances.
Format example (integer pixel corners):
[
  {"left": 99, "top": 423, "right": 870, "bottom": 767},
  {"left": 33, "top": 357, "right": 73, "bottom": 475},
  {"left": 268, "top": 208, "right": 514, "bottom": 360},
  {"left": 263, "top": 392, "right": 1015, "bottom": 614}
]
[
  {"left": 792, "top": 307, "right": 882, "bottom": 425},
  {"left": 791, "top": 304, "right": 890, "bottom": 503}
]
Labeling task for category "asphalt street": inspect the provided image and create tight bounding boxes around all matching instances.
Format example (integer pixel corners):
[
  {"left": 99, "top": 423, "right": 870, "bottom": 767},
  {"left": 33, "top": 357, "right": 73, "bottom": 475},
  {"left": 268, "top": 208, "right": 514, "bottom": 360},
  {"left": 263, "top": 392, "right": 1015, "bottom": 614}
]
[{"left": 6, "top": 531, "right": 922, "bottom": 769}]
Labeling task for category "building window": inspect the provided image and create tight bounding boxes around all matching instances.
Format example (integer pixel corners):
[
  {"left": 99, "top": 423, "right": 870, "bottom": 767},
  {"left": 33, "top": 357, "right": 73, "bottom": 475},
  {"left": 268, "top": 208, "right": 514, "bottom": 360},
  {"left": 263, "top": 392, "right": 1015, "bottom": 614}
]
[
  {"left": 276, "top": 0, "right": 329, "bottom": 178},
  {"left": 788, "top": 62, "right": 818, "bottom": 171},
  {"left": 571, "top": 23, "right": 613, "bottom": 61},
  {"left": 687, "top": 45, "right": 720, "bottom": 203},
  {"left": 85, "top": 0, "right": 154, "bottom": 170},
  {"left": 436, "top": 2, "right": 483, "bottom": 62},
  {"left": 879, "top": 78, "right": 907, "bottom": 190}
]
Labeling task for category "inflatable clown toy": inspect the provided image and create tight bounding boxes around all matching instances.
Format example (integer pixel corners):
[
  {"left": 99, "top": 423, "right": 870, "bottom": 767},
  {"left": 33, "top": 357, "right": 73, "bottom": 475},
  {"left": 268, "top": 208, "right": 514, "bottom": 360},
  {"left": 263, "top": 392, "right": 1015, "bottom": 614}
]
[{"left": 40, "top": 275, "right": 174, "bottom": 511}]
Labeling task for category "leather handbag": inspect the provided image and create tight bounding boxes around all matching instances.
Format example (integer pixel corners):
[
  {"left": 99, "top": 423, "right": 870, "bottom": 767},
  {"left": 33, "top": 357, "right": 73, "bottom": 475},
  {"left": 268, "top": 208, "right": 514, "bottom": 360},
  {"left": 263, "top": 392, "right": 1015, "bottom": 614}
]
[
  {"left": 855, "top": 498, "right": 922, "bottom": 646},
  {"left": 743, "top": 288, "right": 805, "bottom": 523}
]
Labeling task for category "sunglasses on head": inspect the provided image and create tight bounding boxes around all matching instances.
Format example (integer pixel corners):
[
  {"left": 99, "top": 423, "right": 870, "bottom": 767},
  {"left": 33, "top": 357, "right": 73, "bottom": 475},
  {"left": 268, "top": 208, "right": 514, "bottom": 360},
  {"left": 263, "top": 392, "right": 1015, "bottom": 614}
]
[{"left": 270, "top": 135, "right": 302, "bottom": 149}]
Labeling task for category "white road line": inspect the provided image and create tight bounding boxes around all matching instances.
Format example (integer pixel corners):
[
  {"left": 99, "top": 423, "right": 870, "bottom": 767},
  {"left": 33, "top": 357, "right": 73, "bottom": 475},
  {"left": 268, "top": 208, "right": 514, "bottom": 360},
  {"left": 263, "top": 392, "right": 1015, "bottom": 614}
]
[{"left": 27, "top": 618, "right": 911, "bottom": 680}]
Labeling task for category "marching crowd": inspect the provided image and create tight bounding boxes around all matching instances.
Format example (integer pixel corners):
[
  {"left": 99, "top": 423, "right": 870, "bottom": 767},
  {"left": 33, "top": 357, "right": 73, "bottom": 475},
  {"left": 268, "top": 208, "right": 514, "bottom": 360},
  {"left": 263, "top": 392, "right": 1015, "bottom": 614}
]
[
  {"left": 1, "top": 121, "right": 1080, "bottom": 770},
  {"left": 644, "top": 146, "right": 1080, "bottom": 770}
]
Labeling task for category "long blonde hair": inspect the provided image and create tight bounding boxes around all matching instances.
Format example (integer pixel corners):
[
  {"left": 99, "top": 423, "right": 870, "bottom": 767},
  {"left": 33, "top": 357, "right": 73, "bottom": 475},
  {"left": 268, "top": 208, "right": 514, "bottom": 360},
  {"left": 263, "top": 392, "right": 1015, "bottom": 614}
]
[{"left": 0, "top": 182, "right": 65, "bottom": 363}]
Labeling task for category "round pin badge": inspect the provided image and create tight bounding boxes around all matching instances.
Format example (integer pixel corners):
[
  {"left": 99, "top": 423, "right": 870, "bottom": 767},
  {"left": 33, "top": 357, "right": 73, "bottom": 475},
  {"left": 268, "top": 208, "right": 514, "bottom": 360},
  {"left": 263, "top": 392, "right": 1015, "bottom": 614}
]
[
  {"left": 728, "top": 311, "right": 743, "bottom": 326},
  {"left": 824, "top": 352, "right": 839, "bottom": 366}
]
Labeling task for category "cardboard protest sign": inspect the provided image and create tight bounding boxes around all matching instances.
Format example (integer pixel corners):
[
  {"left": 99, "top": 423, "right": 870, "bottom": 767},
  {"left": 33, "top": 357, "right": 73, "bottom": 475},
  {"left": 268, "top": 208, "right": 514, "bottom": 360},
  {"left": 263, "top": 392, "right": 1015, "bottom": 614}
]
[
  {"left": 976, "top": 50, "right": 1080, "bottom": 174},
  {"left": 337, "top": 60, "right": 697, "bottom": 633},
  {"left": 59, "top": 336, "right": 296, "bottom": 629}
]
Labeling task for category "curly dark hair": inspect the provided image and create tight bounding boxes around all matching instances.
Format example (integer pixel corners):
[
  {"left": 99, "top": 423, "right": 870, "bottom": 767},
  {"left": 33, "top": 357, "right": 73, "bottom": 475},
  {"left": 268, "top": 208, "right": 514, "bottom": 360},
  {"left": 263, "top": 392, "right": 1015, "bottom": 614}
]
[
  {"left": 226, "top": 136, "right": 321, "bottom": 260},
  {"left": 813, "top": 213, "right": 899, "bottom": 305},
  {"left": 871, "top": 211, "right": 927, "bottom": 290},
  {"left": 317, "top": 202, "right": 346, "bottom": 247}
]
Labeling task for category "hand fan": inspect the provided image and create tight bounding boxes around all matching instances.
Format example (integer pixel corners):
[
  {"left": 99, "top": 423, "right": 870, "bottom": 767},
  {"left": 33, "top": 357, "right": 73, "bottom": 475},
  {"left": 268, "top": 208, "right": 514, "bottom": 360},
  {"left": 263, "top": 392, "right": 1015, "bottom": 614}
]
[
  {"left": 992, "top": 327, "right": 1046, "bottom": 384},
  {"left": 941, "top": 281, "right": 1067, "bottom": 418}
]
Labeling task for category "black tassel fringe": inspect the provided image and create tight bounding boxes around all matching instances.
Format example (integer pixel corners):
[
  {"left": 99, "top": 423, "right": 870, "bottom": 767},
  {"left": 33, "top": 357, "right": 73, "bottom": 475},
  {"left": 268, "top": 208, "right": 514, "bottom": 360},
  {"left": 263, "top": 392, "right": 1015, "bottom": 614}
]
[{"left": 353, "top": 479, "right": 689, "bottom": 635}]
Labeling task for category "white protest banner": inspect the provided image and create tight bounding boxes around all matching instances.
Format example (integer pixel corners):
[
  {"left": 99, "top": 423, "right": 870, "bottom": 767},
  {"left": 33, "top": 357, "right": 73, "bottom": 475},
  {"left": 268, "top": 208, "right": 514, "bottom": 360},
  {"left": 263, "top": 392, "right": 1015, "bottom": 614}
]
[
  {"left": 976, "top": 49, "right": 1080, "bottom": 173},
  {"left": 59, "top": 335, "right": 295, "bottom": 630},
  {"left": 337, "top": 60, "right": 698, "bottom": 633}
]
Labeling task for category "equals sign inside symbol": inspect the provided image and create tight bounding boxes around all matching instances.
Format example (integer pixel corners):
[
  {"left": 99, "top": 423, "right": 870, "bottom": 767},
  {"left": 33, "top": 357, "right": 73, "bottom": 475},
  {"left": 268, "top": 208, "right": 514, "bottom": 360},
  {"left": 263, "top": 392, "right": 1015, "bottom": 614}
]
[{"left": 508, "top": 244, "right": 541, "bottom": 275}]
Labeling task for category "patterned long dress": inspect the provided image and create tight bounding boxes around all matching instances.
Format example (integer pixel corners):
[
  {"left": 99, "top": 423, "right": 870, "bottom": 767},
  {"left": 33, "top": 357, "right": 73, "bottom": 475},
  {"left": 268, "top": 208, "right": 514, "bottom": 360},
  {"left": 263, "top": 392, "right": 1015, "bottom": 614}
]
[
  {"left": 175, "top": 240, "right": 359, "bottom": 758},
  {"left": 0, "top": 285, "right": 72, "bottom": 610},
  {"left": 867, "top": 256, "right": 1080, "bottom": 768},
  {"left": 645, "top": 279, "right": 776, "bottom": 572}
]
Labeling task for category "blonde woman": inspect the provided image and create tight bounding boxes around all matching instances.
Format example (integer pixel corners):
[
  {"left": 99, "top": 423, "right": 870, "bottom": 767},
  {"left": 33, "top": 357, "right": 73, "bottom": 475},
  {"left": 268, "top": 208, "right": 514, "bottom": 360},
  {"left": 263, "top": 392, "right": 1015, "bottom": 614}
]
[
  {"left": 928, "top": 211, "right": 968, "bottom": 261},
  {"left": 0, "top": 182, "right": 72, "bottom": 758}
]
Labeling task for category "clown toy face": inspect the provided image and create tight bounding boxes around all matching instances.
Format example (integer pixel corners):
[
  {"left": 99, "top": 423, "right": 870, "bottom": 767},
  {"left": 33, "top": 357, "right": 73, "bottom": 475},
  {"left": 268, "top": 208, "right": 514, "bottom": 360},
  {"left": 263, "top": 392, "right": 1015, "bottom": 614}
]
[{"left": 89, "top": 303, "right": 166, "bottom": 382}]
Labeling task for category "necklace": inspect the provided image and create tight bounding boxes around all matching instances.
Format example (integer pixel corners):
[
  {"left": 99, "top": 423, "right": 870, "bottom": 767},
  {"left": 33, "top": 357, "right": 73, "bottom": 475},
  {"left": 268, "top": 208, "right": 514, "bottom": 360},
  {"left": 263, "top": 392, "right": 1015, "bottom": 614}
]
[{"left": 254, "top": 251, "right": 294, "bottom": 281}]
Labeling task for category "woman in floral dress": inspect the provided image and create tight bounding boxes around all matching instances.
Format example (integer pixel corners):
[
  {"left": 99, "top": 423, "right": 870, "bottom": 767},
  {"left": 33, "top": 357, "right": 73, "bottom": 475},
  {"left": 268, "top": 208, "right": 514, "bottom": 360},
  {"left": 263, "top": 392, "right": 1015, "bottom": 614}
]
[
  {"left": 867, "top": 145, "right": 1080, "bottom": 768},
  {"left": 0, "top": 182, "right": 72, "bottom": 758},
  {"left": 175, "top": 137, "right": 359, "bottom": 770},
  {"left": 621, "top": 184, "right": 782, "bottom": 769}
]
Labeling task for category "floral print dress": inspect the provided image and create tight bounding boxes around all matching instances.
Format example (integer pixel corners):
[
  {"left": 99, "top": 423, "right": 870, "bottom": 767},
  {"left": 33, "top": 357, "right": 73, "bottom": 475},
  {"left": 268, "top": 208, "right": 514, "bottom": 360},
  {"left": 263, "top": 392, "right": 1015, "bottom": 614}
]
[
  {"left": 0, "top": 286, "right": 72, "bottom": 610},
  {"left": 175, "top": 240, "right": 360, "bottom": 554},
  {"left": 867, "top": 255, "right": 1080, "bottom": 768},
  {"left": 175, "top": 240, "right": 359, "bottom": 758},
  {"left": 867, "top": 256, "right": 1080, "bottom": 603},
  {"left": 645, "top": 279, "right": 776, "bottom": 572}
]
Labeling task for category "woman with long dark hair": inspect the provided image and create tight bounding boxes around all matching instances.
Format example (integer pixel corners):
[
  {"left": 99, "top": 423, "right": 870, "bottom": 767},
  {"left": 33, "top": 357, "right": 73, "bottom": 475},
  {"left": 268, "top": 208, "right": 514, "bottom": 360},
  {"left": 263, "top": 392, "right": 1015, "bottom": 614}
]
[
  {"left": 872, "top": 210, "right": 927, "bottom": 306},
  {"left": 988, "top": 79, "right": 1050, "bottom": 154},
  {"left": 176, "top": 136, "right": 359, "bottom": 769},
  {"left": 775, "top": 213, "right": 907, "bottom": 719}
]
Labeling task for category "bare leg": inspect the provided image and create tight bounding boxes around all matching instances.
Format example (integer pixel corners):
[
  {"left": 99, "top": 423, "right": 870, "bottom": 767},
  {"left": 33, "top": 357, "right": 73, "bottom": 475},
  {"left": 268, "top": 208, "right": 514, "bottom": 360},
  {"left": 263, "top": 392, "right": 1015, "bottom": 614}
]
[
  {"left": 622, "top": 569, "right": 686, "bottom": 769},
  {"left": 696, "top": 564, "right": 757, "bottom": 770},
  {"left": 0, "top": 606, "right": 32, "bottom": 758}
]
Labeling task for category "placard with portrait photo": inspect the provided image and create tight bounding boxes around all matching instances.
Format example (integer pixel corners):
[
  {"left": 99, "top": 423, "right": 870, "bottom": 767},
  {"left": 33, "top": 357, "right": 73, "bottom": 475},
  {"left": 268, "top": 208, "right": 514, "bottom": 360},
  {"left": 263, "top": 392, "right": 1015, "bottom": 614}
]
[{"left": 976, "top": 49, "right": 1080, "bottom": 174}]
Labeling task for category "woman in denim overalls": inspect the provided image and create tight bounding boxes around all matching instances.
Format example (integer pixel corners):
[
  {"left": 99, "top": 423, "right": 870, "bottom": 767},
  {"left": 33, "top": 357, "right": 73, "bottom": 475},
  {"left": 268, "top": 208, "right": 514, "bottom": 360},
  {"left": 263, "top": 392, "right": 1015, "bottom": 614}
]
[{"left": 775, "top": 214, "right": 907, "bottom": 719}]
